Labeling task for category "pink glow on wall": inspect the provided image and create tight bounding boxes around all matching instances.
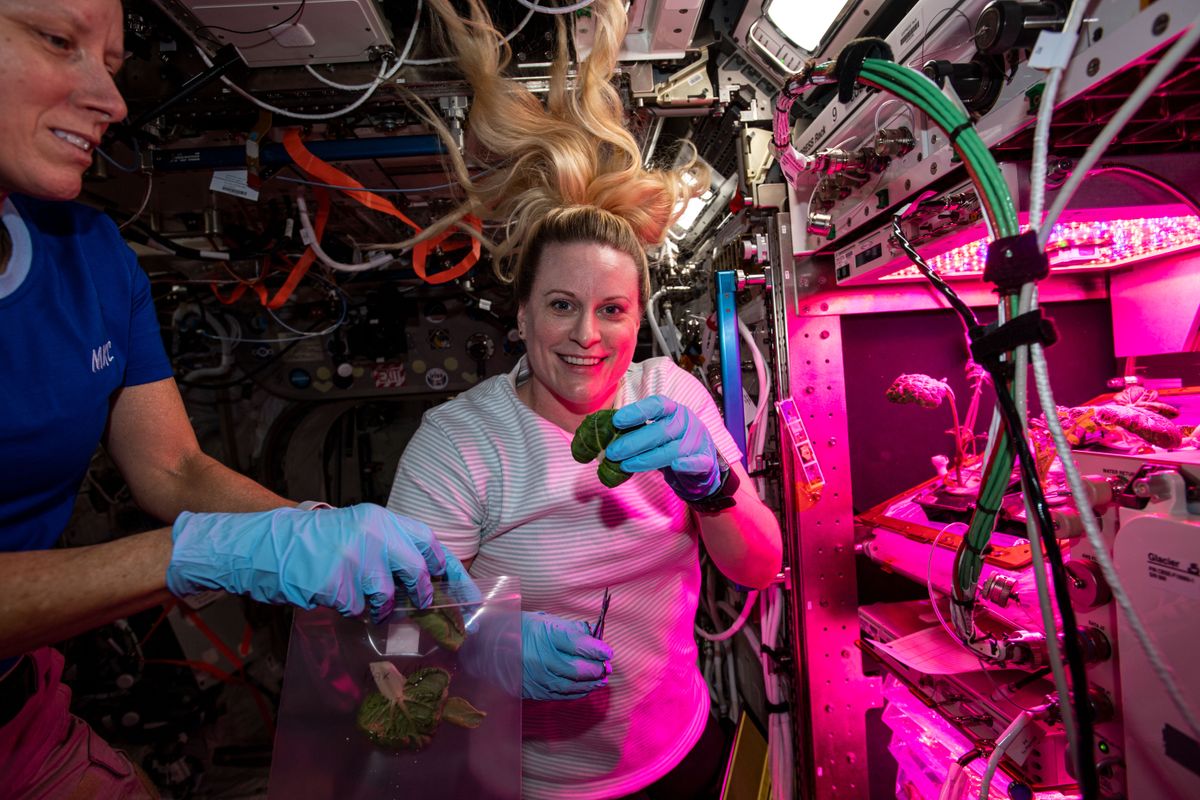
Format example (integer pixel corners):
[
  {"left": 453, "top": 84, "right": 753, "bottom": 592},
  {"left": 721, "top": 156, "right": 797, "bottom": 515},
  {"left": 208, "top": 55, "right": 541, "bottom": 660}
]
[{"left": 880, "top": 215, "right": 1200, "bottom": 281}]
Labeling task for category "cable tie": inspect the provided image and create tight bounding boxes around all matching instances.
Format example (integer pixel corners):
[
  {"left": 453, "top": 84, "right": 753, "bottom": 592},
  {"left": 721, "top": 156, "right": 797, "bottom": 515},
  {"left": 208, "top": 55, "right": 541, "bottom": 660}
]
[
  {"left": 761, "top": 643, "right": 793, "bottom": 672},
  {"left": 969, "top": 309, "right": 1059, "bottom": 370},
  {"left": 832, "top": 38, "right": 894, "bottom": 103},
  {"left": 973, "top": 500, "right": 1002, "bottom": 517},
  {"left": 948, "top": 120, "right": 974, "bottom": 143}
]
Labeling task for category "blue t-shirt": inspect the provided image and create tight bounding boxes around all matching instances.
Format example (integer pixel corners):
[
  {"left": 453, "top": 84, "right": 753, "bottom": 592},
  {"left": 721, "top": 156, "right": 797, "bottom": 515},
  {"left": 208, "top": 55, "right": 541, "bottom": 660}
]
[{"left": 0, "top": 195, "right": 173, "bottom": 554}]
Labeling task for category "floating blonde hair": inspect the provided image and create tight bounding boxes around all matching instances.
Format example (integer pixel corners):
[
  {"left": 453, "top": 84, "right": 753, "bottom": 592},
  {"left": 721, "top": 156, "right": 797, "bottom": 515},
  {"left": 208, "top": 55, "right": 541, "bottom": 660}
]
[{"left": 419, "top": 0, "right": 705, "bottom": 289}]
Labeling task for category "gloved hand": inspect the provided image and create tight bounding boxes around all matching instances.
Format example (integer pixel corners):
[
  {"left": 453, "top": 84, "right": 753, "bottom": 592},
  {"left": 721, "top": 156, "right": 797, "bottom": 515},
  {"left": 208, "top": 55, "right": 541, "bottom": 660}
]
[
  {"left": 167, "top": 503, "right": 467, "bottom": 623},
  {"left": 607, "top": 395, "right": 723, "bottom": 501},
  {"left": 521, "top": 611, "right": 612, "bottom": 700}
]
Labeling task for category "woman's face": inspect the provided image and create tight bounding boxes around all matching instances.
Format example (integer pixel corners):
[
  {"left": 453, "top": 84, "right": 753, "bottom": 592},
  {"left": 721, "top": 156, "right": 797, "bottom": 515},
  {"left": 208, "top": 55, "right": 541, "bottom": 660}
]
[
  {"left": 0, "top": 0, "right": 126, "bottom": 201},
  {"left": 518, "top": 241, "right": 642, "bottom": 422}
]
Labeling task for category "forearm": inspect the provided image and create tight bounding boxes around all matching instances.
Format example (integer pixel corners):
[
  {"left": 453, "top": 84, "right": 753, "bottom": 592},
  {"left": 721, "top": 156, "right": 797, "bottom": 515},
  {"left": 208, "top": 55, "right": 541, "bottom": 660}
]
[
  {"left": 695, "top": 480, "right": 782, "bottom": 589},
  {"left": 131, "top": 450, "right": 293, "bottom": 522},
  {"left": 0, "top": 528, "right": 175, "bottom": 659}
]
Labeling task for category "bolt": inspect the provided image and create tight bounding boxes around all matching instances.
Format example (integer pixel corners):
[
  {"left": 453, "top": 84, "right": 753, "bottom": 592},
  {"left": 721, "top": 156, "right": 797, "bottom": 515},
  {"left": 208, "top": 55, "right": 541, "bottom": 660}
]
[
  {"left": 827, "top": 437, "right": 837, "bottom": 447},
  {"left": 820, "top": 330, "right": 830, "bottom": 339},
  {"left": 805, "top": 386, "right": 816, "bottom": 395},
  {"left": 930, "top": 163, "right": 939, "bottom": 175},
  {"left": 1087, "top": 58, "right": 1100, "bottom": 77},
  {"left": 1152, "top": 14, "right": 1170, "bottom": 36}
]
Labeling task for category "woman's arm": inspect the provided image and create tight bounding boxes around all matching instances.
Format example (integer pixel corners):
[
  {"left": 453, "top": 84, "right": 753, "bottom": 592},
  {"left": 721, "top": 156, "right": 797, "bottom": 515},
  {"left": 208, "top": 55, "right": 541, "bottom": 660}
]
[
  {"left": 103, "top": 377, "right": 292, "bottom": 519},
  {"left": 0, "top": 528, "right": 174, "bottom": 659},
  {"left": 0, "top": 378, "right": 294, "bottom": 658}
]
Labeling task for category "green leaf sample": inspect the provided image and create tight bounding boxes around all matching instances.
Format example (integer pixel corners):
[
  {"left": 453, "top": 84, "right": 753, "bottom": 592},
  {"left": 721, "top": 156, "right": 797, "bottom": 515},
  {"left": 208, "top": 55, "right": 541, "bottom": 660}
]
[
  {"left": 571, "top": 408, "right": 631, "bottom": 488},
  {"left": 410, "top": 585, "right": 467, "bottom": 651},
  {"left": 356, "top": 662, "right": 486, "bottom": 750}
]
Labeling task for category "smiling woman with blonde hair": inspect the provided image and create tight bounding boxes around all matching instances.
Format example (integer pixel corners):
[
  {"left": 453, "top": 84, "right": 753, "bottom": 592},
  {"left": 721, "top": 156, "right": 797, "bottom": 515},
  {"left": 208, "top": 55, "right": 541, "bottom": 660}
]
[{"left": 387, "top": 2, "right": 783, "bottom": 797}]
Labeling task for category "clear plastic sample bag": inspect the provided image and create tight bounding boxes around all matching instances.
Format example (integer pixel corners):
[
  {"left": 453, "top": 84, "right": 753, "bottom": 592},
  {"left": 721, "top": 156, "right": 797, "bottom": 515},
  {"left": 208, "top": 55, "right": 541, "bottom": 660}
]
[{"left": 269, "top": 576, "right": 522, "bottom": 799}]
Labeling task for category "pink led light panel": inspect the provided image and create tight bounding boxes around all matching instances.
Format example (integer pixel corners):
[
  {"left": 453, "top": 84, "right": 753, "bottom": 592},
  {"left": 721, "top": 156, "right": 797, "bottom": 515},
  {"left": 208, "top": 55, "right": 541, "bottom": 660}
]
[{"left": 881, "top": 215, "right": 1200, "bottom": 281}]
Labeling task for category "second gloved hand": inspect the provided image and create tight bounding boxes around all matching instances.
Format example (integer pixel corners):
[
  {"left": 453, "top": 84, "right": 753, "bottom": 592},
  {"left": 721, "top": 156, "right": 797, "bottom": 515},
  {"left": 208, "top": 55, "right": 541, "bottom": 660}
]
[
  {"left": 607, "top": 395, "right": 722, "bottom": 501},
  {"left": 167, "top": 503, "right": 465, "bottom": 623},
  {"left": 522, "top": 611, "right": 612, "bottom": 700}
]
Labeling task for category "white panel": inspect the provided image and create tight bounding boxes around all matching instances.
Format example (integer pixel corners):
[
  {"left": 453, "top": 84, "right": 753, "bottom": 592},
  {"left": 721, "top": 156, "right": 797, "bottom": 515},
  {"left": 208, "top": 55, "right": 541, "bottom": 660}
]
[
  {"left": 1110, "top": 251, "right": 1200, "bottom": 357},
  {"left": 1114, "top": 510, "right": 1200, "bottom": 800},
  {"left": 182, "top": 0, "right": 393, "bottom": 66}
]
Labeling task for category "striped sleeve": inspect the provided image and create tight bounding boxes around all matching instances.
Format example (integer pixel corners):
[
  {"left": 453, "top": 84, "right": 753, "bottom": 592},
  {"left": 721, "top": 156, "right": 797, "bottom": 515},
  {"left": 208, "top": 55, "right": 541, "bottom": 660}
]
[{"left": 386, "top": 415, "right": 485, "bottom": 562}]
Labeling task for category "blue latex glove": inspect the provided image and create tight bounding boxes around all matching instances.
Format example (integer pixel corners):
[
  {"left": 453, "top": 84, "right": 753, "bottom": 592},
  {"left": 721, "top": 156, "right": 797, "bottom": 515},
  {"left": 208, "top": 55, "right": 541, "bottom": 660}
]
[
  {"left": 167, "top": 503, "right": 468, "bottom": 623},
  {"left": 521, "top": 611, "right": 612, "bottom": 700},
  {"left": 607, "top": 394, "right": 722, "bottom": 501}
]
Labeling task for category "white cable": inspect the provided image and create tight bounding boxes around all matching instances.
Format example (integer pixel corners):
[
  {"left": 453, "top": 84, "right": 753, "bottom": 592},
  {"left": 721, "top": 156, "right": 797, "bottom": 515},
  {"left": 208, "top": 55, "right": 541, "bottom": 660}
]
[
  {"left": 294, "top": 195, "right": 396, "bottom": 272},
  {"left": 305, "top": 0, "right": 422, "bottom": 90},
  {"left": 1010, "top": 283, "right": 1081, "bottom": 775},
  {"left": 1026, "top": 284, "right": 1200, "bottom": 738},
  {"left": 736, "top": 318, "right": 765, "bottom": 421},
  {"left": 1039, "top": 12, "right": 1200, "bottom": 249},
  {"left": 647, "top": 288, "right": 677, "bottom": 359},
  {"left": 979, "top": 711, "right": 1032, "bottom": 800},
  {"left": 515, "top": 0, "right": 597, "bottom": 15},
  {"left": 197, "top": 47, "right": 390, "bottom": 121},
  {"left": 118, "top": 174, "right": 154, "bottom": 232},
  {"left": 185, "top": 313, "right": 239, "bottom": 381},
  {"left": 695, "top": 591, "right": 759, "bottom": 642},
  {"left": 1027, "top": 0, "right": 1089, "bottom": 231},
  {"left": 939, "top": 763, "right": 965, "bottom": 800},
  {"left": 763, "top": 586, "right": 793, "bottom": 800},
  {"left": 737, "top": 317, "right": 772, "bottom": 497}
]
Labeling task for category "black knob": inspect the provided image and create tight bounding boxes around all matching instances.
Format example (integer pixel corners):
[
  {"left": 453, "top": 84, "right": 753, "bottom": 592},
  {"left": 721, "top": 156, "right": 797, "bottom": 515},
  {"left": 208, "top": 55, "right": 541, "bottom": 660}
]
[
  {"left": 974, "top": 0, "right": 1065, "bottom": 55},
  {"left": 921, "top": 57, "right": 1004, "bottom": 113}
]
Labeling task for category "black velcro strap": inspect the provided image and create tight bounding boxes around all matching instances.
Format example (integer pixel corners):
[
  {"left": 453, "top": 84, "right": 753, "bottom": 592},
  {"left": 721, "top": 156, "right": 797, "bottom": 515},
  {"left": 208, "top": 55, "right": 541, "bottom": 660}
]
[
  {"left": 969, "top": 309, "right": 1059, "bottom": 370},
  {"left": 765, "top": 701, "right": 790, "bottom": 715},
  {"left": 948, "top": 120, "right": 974, "bottom": 143},
  {"left": 833, "top": 38, "right": 894, "bottom": 103},
  {"left": 983, "top": 230, "right": 1050, "bottom": 292}
]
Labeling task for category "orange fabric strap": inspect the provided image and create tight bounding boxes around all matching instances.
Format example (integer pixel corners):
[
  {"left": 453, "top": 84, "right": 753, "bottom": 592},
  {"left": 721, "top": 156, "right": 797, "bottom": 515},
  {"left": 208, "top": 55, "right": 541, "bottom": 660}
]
[
  {"left": 209, "top": 188, "right": 330, "bottom": 309},
  {"left": 282, "top": 128, "right": 481, "bottom": 285}
]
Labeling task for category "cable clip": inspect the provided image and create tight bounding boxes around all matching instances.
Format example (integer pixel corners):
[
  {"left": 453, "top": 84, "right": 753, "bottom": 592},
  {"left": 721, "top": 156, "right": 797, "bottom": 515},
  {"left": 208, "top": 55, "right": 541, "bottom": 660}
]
[
  {"left": 832, "top": 38, "right": 894, "bottom": 103},
  {"left": 761, "top": 643, "right": 793, "bottom": 674},
  {"left": 983, "top": 230, "right": 1049, "bottom": 293},
  {"left": 969, "top": 309, "right": 1058, "bottom": 373},
  {"left": 765, "top": 700, "right": 790, "bottom": 715}
]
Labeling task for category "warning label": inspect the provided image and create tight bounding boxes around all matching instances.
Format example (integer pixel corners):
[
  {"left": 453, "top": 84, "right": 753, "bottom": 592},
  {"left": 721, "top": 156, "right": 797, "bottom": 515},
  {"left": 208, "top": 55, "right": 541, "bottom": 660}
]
[{"left": 1147, "top": 552, "right": 1200, "bottom": 599}]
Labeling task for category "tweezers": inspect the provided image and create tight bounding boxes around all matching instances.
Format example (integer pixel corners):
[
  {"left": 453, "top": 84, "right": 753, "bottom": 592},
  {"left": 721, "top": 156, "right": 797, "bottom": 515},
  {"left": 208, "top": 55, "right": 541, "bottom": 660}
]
[{"left": 591, "top": 587, "right": 612, "bottom": 640}]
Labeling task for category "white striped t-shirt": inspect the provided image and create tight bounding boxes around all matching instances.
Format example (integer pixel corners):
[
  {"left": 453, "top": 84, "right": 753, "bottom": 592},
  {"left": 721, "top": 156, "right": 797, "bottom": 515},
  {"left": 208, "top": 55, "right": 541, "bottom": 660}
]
[{"left": 386, "top": 356, "right": 741, "bottom": 799}]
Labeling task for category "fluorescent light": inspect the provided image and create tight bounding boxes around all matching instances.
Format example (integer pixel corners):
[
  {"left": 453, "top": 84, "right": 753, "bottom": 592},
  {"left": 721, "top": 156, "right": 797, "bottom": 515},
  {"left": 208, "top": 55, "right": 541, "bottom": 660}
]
[
  {"left": 674, "top": 190, "right": 714, "bottom": 232},
  {"left": 766, "top": 0, "right": 848, "bottom": 52}
]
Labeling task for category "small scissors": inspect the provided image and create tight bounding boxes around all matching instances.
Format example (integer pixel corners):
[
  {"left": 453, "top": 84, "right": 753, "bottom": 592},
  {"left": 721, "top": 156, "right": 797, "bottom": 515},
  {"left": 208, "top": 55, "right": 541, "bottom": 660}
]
[{"left": 589, "top": 587, "right": 611, "bottom": 640}]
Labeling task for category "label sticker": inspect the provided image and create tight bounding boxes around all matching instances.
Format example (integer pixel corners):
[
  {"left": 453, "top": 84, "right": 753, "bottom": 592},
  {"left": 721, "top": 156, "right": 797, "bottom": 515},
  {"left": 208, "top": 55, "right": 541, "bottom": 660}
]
[
  {"left": 425, "top": 367, "right": 449, "bottom": 390},
  {"left": 385, "top": 622, "right": 422, "bottom": 656},
  {"left": 209, "top": 169, "right": 260, "bottom": 201},
  {"left": 1146, "top": 552, "right": 1200, "bottom": 599},
  {"left": 372, "top": 361, "right": 405, "bottom": 389}
]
